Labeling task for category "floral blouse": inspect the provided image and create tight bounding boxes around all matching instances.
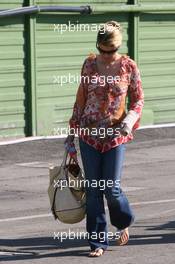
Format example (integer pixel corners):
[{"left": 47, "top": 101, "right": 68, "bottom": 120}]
[{"left": 68, "top": 53, "right": 144, "bottom": 153}]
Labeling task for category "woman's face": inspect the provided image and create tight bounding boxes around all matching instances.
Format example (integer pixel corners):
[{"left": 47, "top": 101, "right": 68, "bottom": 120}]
[{"left": 97, "top": 43, "right": 119, "bottom": 63}]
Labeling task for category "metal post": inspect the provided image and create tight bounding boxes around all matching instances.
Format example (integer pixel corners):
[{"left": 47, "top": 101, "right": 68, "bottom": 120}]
[
  {"left": 25, "top": 0, "right": 37, "bottom": 136},
  {"left": 133, "top": 0, "right": 139, "bottom": 64}
]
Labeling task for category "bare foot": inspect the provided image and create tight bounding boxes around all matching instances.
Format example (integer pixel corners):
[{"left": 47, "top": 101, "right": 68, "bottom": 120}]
[
  {"left": 116, "top": 228, "right": 129, "bottom": 246},
  {"left": 88, "top": 248, "right": 104, "bottom": 257}
]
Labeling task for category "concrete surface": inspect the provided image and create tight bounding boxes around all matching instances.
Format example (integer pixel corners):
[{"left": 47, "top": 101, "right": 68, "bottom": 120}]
[{"left": 0, "top": 127, "right": 175, "bottom": 264}]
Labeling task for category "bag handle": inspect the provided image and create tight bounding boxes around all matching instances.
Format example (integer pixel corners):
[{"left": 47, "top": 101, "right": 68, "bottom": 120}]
[
  {"left": 61, "top": 149, "right": 69, "bottom": 168},
  {"left": 61, "top": 147, "right": 79, "bottom": 169},
  {"left": 68, "top": 156, "right": 79, "bottom": 166}
]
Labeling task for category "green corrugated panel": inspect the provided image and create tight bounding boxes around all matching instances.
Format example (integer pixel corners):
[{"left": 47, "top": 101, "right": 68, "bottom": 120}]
[
  {"left": 0, "top": 16, "right": 26, "bottom": 138},
  {"left": 36, "top": 0, "right": 127, "bottom": 5},
  {"left": 1, "top": 1, "right": 175, "bottom": 139},
  {"left": 0, "top": 1, "right": 24, "bottom": 9},
  {"left": 139, "top": 13, "right": 175, "bottom": 125},
  {"left": 35, "top": 12, "right": 129, "bottom": 135},
  {"left": 140, "top": 0, "right": 175, "bottom": 3}
]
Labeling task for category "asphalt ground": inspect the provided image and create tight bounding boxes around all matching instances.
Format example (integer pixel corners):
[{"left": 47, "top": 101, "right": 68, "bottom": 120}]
[{"left": 0, "top": 127, "right": 175, "bottom": 264}]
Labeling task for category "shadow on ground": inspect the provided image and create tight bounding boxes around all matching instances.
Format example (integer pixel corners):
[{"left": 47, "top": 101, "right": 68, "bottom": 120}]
[{"left": 0, "top": 221, "right": 175, "bottom": 261}]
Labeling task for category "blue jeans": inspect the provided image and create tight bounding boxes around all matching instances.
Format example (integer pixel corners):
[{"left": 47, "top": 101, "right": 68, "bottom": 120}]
[{"left": 79, "top": 138, "right": 135, "bottom": 251}]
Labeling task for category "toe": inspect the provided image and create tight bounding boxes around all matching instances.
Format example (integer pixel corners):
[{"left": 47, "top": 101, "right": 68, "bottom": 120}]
[
  {"left": 95, "top": 248, "right": 104, "bottom": 256},
  {"left": 117, "top": 228, "right": 129, "bottom": 245},
  {"left": 88, "top": 248, "right": 104, "bottom": 257}
]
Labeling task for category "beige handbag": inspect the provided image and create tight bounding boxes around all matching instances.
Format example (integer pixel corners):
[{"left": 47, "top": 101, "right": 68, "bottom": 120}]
[{"left": 48, "top": 149, "right": 86, "bottom": 224}]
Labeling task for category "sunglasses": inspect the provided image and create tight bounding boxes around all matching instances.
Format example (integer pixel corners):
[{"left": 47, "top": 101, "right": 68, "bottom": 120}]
[{"left": 96, "top": 43, "right": 119, "bottom": 54}]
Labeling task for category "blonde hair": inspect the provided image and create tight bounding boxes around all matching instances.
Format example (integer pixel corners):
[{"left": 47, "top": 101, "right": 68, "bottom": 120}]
[{"left": 96, "top": 21, "right": 122, "bottom": 48}]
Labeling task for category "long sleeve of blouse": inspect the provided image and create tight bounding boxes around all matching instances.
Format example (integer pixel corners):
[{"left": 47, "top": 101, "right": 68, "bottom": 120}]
[
  {"left": 68, "top": 54, "right": 144, "bottom": 152},
  {"left": 68, "top": 59, "right": 88, "bottom": 134}
]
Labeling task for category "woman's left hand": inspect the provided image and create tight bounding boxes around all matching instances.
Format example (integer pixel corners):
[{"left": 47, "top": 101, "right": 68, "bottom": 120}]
[{"left": 119, "top": 123, "right": 131, "bottom": 136}]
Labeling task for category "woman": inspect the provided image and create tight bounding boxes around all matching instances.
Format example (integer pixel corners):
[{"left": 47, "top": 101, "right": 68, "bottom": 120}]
[{"left": 64, "top": 21, "right": 144, "bottom": 257}]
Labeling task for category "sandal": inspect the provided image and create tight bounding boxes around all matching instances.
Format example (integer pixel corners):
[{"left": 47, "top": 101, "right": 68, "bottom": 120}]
[
  {"left": 88, "top": 247, "right": 105, "bottom": 257},
  {"left": 116, "top": 228, "right": 129, "bottom": 246}
]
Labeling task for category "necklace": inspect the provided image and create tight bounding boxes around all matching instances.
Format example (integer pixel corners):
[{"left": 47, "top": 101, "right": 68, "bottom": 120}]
[
  {"left": 99, "top": 55, "right": 122, "bottom": 69},
  {"left": 105, "top": 63, "right": 115, "bottom": 69}
]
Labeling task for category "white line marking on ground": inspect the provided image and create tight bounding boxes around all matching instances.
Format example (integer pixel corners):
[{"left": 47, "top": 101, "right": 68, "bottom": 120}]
[
  {"left": 0, "top": 123, "right": 175, "bottom": 145},
  {"left": 15, "top": 161, "right": 50, "bottom": 168},
  {"left": 136, "top": 208, "right": 175, "bottom": 221},
  {"left": 137, "top": 123, "right": 175, "bottom": 130},
  {"left": 131, "top": 199, "right": 175, "bottom": 206},
  {"left": 0, "top": 198, "right": 175, "bottom": 223},
  {"left": 0, "top": 213, "right": 52, "bottom": 223},
  {"left": 132, "top": 236, "right": 162, "bottom": 240}
]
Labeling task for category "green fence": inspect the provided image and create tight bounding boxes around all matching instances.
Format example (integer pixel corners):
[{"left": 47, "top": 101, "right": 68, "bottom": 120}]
[{"left": 0, "top": 0, "right": 175, "bottom": 138}]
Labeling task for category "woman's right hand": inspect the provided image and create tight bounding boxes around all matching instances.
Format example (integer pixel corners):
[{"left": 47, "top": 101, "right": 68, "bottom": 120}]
[
  {"left": 64, "top": 134, "right": 78, "bottom": 163},
  {"left": 64, "top": 134, "right": 75, "bottom": 145}
]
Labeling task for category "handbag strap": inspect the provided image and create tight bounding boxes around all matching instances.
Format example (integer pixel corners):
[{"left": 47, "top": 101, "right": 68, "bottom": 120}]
[
  {"left": 61, "top": 149, "right": 69, "bottom": 168},
  {"left": 61, "top": 147, "right": 79, "bottom": 169},
  {"left": 68, "top": 156, "right": 78, "bottom": 166}
]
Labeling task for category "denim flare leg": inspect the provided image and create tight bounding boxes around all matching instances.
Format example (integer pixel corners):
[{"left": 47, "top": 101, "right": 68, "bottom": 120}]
[{"left": 79, "top": 137, "right": 135, "bottom": 251}]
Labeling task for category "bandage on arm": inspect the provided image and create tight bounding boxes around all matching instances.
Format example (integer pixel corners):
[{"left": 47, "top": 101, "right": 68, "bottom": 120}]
[
  {"left": 121, "top": 110, "right": 139, "bottom": 135},
  {"left": 121, "top": 61, "right": 144, "bottom": 134}
]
